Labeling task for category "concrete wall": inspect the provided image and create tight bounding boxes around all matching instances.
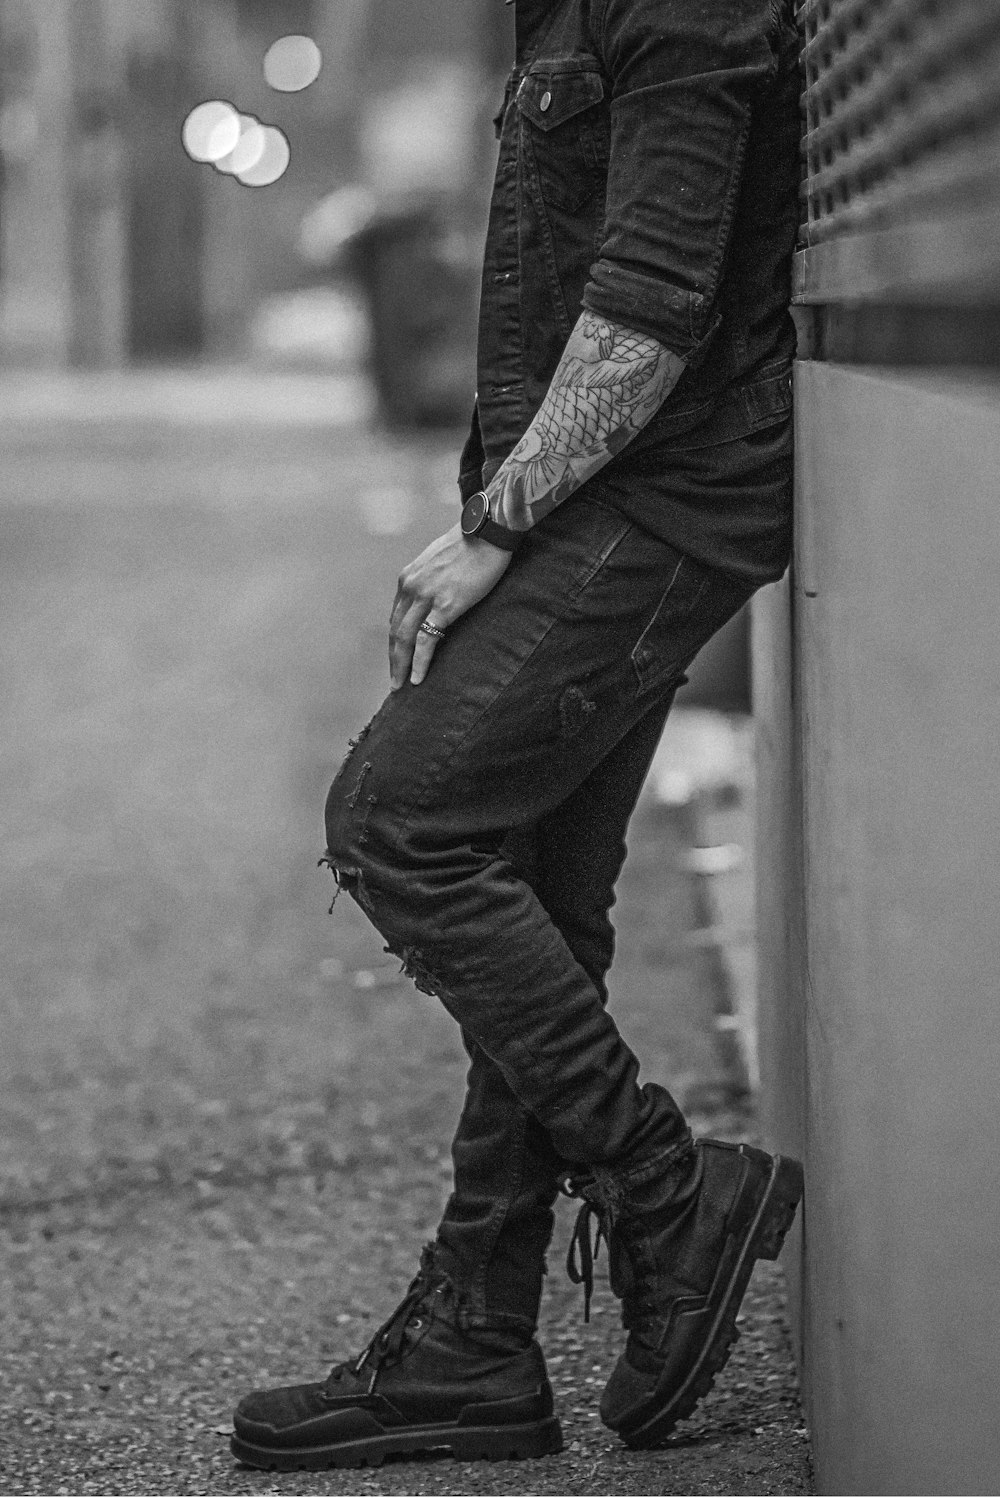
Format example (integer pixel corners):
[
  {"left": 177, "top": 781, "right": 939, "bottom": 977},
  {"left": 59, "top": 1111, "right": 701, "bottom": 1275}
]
[{"left": 756, "top": 361, "right": 1000, "bottom": 1495}]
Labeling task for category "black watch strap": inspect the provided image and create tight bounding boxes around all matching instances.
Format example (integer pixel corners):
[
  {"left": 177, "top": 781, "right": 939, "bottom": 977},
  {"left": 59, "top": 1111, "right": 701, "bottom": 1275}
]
[{"left": 461, "top": 491, "right": 524, "bottom": 552}]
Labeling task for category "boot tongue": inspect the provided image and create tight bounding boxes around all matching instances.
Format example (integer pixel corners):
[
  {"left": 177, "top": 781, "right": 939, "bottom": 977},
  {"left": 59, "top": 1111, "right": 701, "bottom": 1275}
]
[
  {"left": 562, "top": 1153, "right": 700, "bottom": 1322},
  {"left": 351, "top": 1245, "right": 450, "bottom": 1376}
]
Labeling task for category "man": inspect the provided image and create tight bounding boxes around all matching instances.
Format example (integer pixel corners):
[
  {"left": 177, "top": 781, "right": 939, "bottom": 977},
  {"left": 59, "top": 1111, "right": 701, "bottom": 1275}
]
[{"left": 232, "top": 0, "right": 803, "bottom": 1471}]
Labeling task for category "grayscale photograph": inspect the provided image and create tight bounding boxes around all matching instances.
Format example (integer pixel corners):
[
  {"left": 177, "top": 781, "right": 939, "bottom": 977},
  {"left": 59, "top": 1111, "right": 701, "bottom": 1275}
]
[{"left": 1, "top": 1, "right": 997, "bottom": 1495}]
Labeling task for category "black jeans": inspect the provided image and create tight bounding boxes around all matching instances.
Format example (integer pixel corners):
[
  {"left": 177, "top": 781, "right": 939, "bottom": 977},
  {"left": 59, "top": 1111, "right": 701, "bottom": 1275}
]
[{"left": 324, "top": 494, "right": 753, "bottom": 1331}]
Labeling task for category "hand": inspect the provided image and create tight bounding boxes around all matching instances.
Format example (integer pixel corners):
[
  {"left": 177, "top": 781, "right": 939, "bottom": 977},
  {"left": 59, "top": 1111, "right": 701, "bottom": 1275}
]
[{"left": 389, "top": 522, "right": 512, "bottom": 689}]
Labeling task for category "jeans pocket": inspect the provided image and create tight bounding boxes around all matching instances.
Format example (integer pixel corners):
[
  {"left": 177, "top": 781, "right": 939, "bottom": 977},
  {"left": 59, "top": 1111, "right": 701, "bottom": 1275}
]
[{"left": 630, "top": 556, "right": 711, "bottom": 695}]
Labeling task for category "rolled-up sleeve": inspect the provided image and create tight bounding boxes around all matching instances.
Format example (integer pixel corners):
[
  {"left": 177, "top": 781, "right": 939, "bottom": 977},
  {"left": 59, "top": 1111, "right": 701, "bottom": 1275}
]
[{"left": 583, "top": 0, "right": 779, "bottom": 357}]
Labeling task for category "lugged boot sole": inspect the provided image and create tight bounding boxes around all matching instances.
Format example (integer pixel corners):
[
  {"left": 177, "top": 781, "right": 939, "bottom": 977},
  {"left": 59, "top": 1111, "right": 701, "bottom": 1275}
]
[{"left": 231, "top": 1414, "right": 564, "bottom": 1470}]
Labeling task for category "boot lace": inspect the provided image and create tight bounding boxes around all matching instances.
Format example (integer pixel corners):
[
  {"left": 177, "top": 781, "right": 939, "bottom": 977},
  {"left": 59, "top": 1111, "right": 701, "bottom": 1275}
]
[
  {"left": 563, "top": 1178, "right": 641, "bottom": 1323},
  {"left": 323, "top": 1243, "right": 447, "bottom": 1393},
  {"left": 565, "top": 1199, "right": 605, "bottom": 1323}
]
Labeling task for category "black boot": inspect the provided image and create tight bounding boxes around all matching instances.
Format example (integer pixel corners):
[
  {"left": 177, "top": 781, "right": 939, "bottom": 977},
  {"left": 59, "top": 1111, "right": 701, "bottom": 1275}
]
[
  {"left": 566, "top": 1138, "right": 803, "bottom": 1448},
  {"left": 231, "top": 1245, "right": 563, "bottom": 1470}
]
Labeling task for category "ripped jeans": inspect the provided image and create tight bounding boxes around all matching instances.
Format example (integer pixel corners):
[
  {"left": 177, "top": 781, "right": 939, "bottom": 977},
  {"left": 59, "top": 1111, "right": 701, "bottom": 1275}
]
[{"left": 324, "top": 495, "right": 754, "bottom": 1332}]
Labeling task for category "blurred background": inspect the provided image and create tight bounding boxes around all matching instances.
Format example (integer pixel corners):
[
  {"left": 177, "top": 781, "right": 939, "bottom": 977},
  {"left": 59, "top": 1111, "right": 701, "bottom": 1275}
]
[{"left": 0, "top": 0, "right": 507, "bottom": 394}]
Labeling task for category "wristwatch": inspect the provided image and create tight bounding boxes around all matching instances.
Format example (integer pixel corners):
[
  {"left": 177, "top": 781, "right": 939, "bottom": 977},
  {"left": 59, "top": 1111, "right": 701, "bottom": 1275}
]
[{"left": 460, "top": 491, "right": 524, "bottom": 552}]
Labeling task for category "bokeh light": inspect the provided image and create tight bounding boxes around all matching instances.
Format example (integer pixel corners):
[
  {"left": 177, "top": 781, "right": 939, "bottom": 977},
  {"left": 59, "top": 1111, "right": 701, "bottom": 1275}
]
[
  {"left": 236, "top": 125, "right": 291, "bottom": 187},
  {"left": 214, "top": 115, "right": 267, "bottom": 176},
  {"left": 181, "top": 100, "right": 240, "bottom": 163},
  {"left": 263, "top": 35, "right": 323, "bottom": 92}
]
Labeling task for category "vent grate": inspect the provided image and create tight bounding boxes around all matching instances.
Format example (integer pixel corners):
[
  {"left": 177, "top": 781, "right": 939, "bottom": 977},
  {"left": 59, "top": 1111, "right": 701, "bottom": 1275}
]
[{"left": 799, "top": 0, "right": 1000, "bottom": 247}]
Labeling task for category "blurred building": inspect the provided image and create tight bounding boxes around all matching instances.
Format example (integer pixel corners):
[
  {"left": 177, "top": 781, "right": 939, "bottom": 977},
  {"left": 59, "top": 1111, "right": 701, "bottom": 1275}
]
[
  {"left": 756, "top": 1, "right": 1000, "bottom": 1492},
  {"left": 0, "top": 0, "right": 509, "bottom": 367}
]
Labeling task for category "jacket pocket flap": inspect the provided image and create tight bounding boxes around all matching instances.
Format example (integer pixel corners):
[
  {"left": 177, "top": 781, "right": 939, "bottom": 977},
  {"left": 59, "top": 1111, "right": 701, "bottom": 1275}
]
[{"left": 515, "top": 68, "right": 604, "bottom": 131}]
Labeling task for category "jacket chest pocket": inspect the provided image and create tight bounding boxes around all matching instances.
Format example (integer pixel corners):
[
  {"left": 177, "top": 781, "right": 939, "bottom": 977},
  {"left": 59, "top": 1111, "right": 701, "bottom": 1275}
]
[{"left": 515, "top": 66, "right": 609, "bottom": 213}]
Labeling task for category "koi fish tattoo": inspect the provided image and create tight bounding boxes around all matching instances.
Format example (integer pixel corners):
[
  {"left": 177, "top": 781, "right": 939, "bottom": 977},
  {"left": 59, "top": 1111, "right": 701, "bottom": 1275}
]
[{"left": 487, "top": 312, "right": 687, "bottom": 531}]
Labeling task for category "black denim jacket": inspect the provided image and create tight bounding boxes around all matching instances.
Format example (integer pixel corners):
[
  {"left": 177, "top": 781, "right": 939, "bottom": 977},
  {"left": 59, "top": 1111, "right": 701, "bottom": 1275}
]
[{"left": 460, "top": 0, "right": 801, "bottom": 509}]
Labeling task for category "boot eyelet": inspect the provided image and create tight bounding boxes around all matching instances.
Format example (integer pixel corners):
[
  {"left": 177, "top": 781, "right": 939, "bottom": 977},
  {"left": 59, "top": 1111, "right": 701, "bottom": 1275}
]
[{"left": 410, "top": 1317, "right": 424, "bottom": 1331}]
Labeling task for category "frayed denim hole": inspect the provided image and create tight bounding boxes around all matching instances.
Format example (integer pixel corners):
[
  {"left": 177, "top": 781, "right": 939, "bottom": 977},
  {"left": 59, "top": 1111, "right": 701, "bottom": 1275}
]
[
  {"left": 557, "top": 684, "right": 598, "bottom": 740},
  {"left": 319, "top": 859, "right": 375, "bottom": 918},
  {"left": 397, "top": 947, "right": 441, "bottom": 999}
]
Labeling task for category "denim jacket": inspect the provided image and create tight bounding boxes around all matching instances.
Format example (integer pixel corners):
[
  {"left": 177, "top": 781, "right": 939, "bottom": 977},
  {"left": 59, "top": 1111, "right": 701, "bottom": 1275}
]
[{"left": 460, "top": 0, "right": 801, "bottom": 548}]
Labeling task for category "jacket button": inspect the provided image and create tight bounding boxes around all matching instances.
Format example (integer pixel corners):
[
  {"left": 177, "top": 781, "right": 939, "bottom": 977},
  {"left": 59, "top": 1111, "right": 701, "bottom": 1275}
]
[{"left": 540, "top": 90, "right": 552, "bottom": 112}]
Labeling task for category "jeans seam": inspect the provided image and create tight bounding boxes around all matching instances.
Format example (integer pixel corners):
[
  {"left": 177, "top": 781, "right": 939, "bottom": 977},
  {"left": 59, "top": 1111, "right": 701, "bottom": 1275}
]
[{"left": 470, "top": 1111, "right": 531, "bottom": 1322}]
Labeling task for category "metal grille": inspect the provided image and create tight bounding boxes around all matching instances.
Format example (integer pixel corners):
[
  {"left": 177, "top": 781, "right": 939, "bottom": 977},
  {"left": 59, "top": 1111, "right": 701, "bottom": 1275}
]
[{"left": 799, "top": 0, "right": 1000, "bottom": 248}]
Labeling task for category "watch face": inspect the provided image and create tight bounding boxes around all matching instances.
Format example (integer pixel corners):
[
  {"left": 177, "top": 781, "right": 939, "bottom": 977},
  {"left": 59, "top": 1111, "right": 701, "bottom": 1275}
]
[{"left": 461, "top": 491, "right": 490, "bottom": 536}]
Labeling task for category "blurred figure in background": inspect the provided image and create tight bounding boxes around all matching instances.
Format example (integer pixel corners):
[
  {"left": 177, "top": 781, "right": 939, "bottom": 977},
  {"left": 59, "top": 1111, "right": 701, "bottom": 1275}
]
[{"left": 232, "top": 0, "right": 804, "bottom": 1472}]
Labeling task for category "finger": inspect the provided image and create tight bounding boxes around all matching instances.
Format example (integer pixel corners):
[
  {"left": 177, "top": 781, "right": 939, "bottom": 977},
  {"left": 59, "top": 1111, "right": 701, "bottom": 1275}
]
[
  {"left": 389, "top": 578, "right": 411, "bottom": 639},
  {"left": 389, "top": 597, "right": 429, "bottom": 690},
  {"left": 409, "top": 625, "right": 440, "bottom": 686},
  {"left": 388, "top": 562, "right": 419, "bottom": 660}
]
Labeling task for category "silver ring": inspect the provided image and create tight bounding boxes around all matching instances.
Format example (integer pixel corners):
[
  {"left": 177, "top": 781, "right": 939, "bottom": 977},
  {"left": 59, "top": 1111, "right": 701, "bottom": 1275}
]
[{"left": 418, "top": 620, "right": 447, "bottom": 640}]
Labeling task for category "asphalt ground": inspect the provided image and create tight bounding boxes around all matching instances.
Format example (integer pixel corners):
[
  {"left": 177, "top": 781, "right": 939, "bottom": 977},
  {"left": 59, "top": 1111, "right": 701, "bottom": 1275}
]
[{"left": 0, "top": 372, "right": 810, "bottom": 1496}]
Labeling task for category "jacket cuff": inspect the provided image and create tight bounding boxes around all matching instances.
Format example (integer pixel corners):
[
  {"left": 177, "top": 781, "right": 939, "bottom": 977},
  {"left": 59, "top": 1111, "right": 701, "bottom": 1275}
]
[{"left": 584, "top": 258, "right": 716, "bottom": 359}]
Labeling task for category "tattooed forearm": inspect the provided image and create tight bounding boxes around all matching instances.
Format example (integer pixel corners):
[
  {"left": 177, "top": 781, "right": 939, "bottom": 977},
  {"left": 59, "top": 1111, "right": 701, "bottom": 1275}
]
[{"left": 486, "top": 312, "right": 686, "bottom": 531}]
